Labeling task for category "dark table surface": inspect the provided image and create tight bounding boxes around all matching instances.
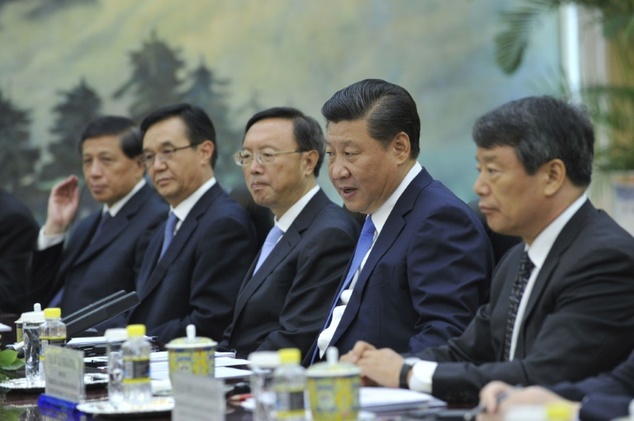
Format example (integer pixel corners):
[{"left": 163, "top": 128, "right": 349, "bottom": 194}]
[{"left": 1, "top": 386, "right": 451, "bottom": 421}]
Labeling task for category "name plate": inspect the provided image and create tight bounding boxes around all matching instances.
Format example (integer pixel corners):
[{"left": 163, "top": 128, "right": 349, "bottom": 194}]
[
  {"left": 44, "top": 346, "right": 85, "bottom": 403},
  {"left": 172, "top": 372, "right": 225, "bottom": 421}
]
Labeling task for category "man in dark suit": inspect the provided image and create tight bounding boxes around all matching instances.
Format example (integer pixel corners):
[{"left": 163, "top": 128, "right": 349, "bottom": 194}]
[
  {"left": 308, "top": 79, "right": 493, "bottom": 364},
  {"left": 218, "top": 107, "right": 358, "bottom": 359},
  {"left": 477, "top": 350, "right": 634, "bottom": 421},
  {"left": 127, "top": 103, "right": 257, "bottom": 343},
  {"left": 344, "top": 96, "right": 634, "bottom": 405},
  {"left": 0, "top": 189, "right": 39, "bottom": 314},
  {"left": 29, "top": 116, "right": 167, "bottom": 322}
]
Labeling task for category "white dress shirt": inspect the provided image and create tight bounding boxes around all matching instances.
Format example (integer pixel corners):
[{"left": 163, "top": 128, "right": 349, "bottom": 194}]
[
  {"left": 317, "top": 163, "right": 423, "bottom": 357},
  {"left": 407, "top": 194, "right": 588, "bottom": 393}
]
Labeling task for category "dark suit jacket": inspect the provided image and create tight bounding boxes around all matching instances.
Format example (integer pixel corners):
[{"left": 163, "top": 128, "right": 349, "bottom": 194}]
[
  {"left": 0, "top": 189, "right": 39, "bottom": 314},
  {"left": 417, "top": 200, "right": 634, "bottom": 404},
  {"left": 219, "top": 190, "right": 359, "bottom": 359},
  {"left": 29, "top": 183, "right": 167, "bottom": 321},
  {"left": 550, "top": 350, "right": 634, "bottom": 421},
  {"left": 307, "top": 168, "right": 493, "bottom": 364},
  {"left": 127, "top": 183, "right": 258, "bottom": 344}
]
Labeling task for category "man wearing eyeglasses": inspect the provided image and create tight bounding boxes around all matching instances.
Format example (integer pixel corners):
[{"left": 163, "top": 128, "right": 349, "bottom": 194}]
[
  {"left": 217, "top": 107, "right": 359, "bottom": 359},
  {"left": 126, "top": 103, "right": 257, "bottom": 343},
  {"left": 29, "top": 116, "right": 168, "bottom": 323}
]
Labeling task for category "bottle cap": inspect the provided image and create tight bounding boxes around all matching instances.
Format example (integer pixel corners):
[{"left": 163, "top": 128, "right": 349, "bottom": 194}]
[
  {"left": 104, "top": 328, "right": 128, "bottom": 342},
  {"left": 278, "top": 348, "right": 301, "bottom": 365},
  {"left": 126, "top": 324, "right": 146, "bottom": 337},
  {"left": 546, "top": 401, "right": 574, "bottom": 420},
  {"left": 248, "top": 351, "right": 280, "bottom": 369},
  {"left": 44, "top": 308, "right": 61, "bottom": 319},
  {"left": 19, "top": 303, "right": 45, "bottom": 323}
]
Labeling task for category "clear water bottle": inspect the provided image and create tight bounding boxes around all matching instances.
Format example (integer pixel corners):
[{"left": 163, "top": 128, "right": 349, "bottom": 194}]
[
  {"left": 249, "top": 351, "right": 280, "bottom": 421},
  {"left": 21, "top": 303, "right": 45, "bottom": 386},
  {"left": 272, "top": 348, "right": 306, "bottom": 420},
  {"left": 105, "top": 328, "right": 128, "bottom": 408},
  {"left": 122, "top": 324, "right": 152, "bottom": 406},
  {"left": 39, "top": 307, "right": 67, "bottom": 382}
]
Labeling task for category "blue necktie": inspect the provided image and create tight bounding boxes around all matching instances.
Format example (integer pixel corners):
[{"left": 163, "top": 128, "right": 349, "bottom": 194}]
[
  {"left": 311, "top": 216, "right": 376, "bottom": 363},
  {"left": 160, "top": 211, "right": 178, "bottom": 259},
  {"left": 503, "top": 251, "right": 534, "bottom": 361},
  {"left": 253, "top": 225, "right": 284, "bottom": 274}
]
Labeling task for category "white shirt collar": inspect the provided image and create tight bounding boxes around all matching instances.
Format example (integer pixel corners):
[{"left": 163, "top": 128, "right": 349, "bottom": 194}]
[
  {"left": 369, "top": 162, "right": 422, "bottom": 234},
  {"left": 170, "top": 177, "right": 217, "bottom": 224},
  {"left": 102, "top": 178, "right": 146, "bottom": 217},
  {"left": 276, "top": 185, "right": 320, "bottom": 233},
  {"left": 527, "top": 194, "right": 588, "bottom": 269}
]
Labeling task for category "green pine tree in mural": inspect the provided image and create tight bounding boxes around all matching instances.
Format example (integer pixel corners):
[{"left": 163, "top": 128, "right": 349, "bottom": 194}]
[
  {"left": 182, "top": 60, "right": 242, "bottom": 188},
  {"left": 40, "top": 79, "right": 101, "bottom": 181},
  {"left": 113, "top": 32, "right": 185, "bottom": 122},
  {"left": 0, "top": 89, "right": 38, "bottom": 193}
]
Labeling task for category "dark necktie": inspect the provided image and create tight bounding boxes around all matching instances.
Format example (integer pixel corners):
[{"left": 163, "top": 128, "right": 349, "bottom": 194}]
[
  {"left": 51, "top": 211, "right": 112, "bottom": 306},
  {"left": 503, "top": 250, "right": 535, "bottom": 361},
  {"left": 311, "top": 216, "right": 376, "bottom": 363},
  {"left": 160, "top": 211, "right": 178, "bottom": 259},
  {"left": 253, "top": 225, "right": 284, "bottom": 274},
  {"left": 91, "top": 211, "right": 112, "bottom": 243}
]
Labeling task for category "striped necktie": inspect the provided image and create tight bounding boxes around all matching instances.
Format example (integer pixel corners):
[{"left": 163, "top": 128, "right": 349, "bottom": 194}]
[{"left": 503, "top": 251, "right": 534, "bottom": 360}]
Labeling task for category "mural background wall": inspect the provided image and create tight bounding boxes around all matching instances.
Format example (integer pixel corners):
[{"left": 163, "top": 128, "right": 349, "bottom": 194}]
[{"left": 0, "top": 0, "right": 559, "bottom": 221}]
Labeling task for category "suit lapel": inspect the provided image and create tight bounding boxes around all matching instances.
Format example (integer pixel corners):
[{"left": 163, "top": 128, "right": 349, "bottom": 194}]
[
  {"left": 330, "top": 170, "right": 430, "bottom": 346},
  {"left": 232, "top": 226, "right": 298, "bottom": 320},
  {"left": 231, "top": 191, "right": 330, "bottom": 324},
  {"left": 521, "top": 201, "right": 594, "bottom": 323},
  {"left": 59, "top": 212, "right": 100, "bottom": 274},
  {"left": 137, "top": 184, "right": 222, "bottom": 301},
  {"left": 72, "top": 185, "right": 152, "bottom": 267},
  {"left": 73, "top": 213, "right": 126, "bottom": 266}
]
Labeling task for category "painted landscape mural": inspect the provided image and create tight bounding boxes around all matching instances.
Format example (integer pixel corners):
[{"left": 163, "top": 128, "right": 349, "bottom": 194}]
[{"left": 0, "top": 0, "right": 559, "bottom": 221}]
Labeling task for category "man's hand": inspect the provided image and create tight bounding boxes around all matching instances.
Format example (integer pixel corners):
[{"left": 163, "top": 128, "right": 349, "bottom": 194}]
[
  {"left": 477, "top": 382, "right": 580, "bottom": 421},
  {"left": 43, "top": 175, "right": 80, "bottom": 235},
  {"left": 477, "top": 381, "right": 517, "bottom": 420},
  {"left": 340, "top": 340, "right": 376, "bottom": 364},
  {"left": 355, "top": 347, "right": 404, "bottom": 388}
]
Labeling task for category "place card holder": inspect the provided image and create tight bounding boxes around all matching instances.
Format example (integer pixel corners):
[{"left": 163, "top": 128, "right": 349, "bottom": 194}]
[
  {"left": 38, "top": 394, "right": 86, "bottom": 421},
  {"left": 172, "top": 372, "right": 225, "bottom": 420},
  {"left": 38, "top": 346, "right": 87, "bottom": 420}
]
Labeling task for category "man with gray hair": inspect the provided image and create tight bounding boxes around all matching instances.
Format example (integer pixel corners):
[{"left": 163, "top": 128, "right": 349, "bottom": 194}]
[
  {"left": 219, "top": 107, "right": 358, "bottom": 359},
  {"left": 343, "top": 96, "right": 634, "bottom": 405}
]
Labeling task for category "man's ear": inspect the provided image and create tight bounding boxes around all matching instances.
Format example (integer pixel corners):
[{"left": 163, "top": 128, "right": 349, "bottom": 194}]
[
  {"left": 542, "top": 158, "right": 566, "bottom": 197},
  {"left": 302, "top": 150, "right": 319, "bottom": 176},
  {"left": 392, "top": 132, "right": 411, "bottom": 164},
  {"left": 198, "top": 140, "right": 215, "bottom": 166}
]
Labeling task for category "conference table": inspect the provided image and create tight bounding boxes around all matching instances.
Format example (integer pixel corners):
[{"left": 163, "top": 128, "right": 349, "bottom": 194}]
[
  {"left": 1, "top": 389, "right": 445, "bottom": 420},
  {"left": 0, "top": 362, "right": 447, "bottom": 420}
]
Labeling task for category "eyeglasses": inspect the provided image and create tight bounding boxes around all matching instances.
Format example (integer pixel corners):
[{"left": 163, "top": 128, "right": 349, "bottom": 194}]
[
  {"left": 142, "top": 144, "right": 192, "bottom": 168},
  {"left": 233, "top": 149, "right": 304, "bottom": 166}
]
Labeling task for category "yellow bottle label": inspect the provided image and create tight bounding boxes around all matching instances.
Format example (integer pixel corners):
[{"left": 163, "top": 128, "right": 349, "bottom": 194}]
[{"left": 39, "top": 337, "right": 66, "bottom": 361}]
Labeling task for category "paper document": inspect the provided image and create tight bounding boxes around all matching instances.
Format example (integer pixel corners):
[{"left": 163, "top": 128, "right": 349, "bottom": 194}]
[{"left": 360, "top": 387, "right": 443, "bottom": 412}]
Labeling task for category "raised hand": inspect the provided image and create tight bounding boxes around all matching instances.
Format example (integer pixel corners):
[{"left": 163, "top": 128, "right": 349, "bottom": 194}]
[{"left": 43, "top": 175, "right": 80, "bottom": 235}]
